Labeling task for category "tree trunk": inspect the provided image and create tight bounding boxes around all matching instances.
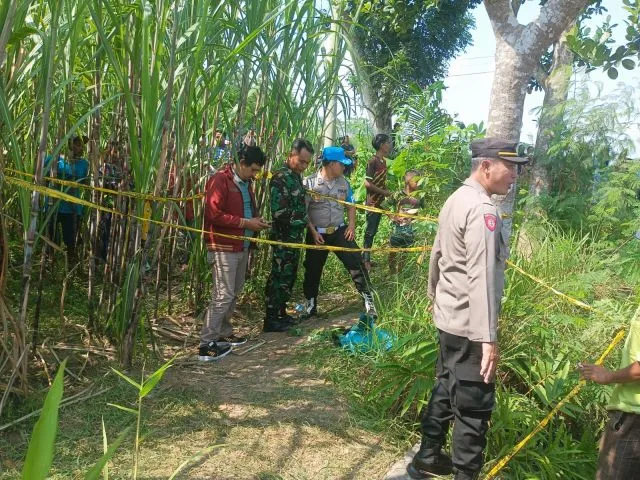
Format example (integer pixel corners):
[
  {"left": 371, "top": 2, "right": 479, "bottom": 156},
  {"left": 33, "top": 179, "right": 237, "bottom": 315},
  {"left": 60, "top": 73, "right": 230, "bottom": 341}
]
[
  {"left": 486, "top": 37, "right": 538, "bottom": 238},
  {"left": 349, "top": 35, "right": 393, "bottom": 135},
  {"left": 321, "top": 2, "right": 340, "bottom": 147},
  {"left": 486, "top": 38, "right": 537, "bottom": 142},
  {"left": 483, "top": 0, "right": 591, "bottom": 238},
  {"left": 530, "top": 24, "right": 574, "bottom": 197},
  {"left": 359, "top": 80, "right": 393, "bottom": 134}
]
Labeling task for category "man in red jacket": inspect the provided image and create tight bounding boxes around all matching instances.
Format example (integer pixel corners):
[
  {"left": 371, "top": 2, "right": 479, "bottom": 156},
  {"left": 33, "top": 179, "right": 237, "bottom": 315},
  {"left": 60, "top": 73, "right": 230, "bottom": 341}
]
[{"left": 199, "top": 145, "right": 270, "bottom": 361}]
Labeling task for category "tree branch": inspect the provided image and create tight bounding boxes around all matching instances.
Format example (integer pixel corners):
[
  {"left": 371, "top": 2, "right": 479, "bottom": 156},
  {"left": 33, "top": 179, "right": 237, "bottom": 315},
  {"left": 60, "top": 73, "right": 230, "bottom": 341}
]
[
  {"left": 525, "top": 0, "right": 591, "bottom": 51},
  {"left": 484, "top": 0, "right": 525, "bottom": 41},
  {"left": 511, "top": 0, "right": 521, "bottom": 17},
  {"left": 534, "top": 64, "right": 550, "bottom": 88}
]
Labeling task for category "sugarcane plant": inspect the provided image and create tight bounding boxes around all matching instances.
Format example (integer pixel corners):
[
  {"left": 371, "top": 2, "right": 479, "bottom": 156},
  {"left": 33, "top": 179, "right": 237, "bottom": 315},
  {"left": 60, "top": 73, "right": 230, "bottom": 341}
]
[{"left": 0, "top": 0, "right": 350, "bottom": 381}]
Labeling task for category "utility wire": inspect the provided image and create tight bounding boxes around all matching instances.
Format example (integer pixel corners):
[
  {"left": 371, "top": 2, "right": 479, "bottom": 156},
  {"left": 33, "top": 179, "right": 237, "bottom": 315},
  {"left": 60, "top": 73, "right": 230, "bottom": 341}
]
[
  {"left": 455, "top": 54, "right": 495, "bottom": 61},
  {"left": 447, "top": 70, "right": 495, "bottom": 77}
]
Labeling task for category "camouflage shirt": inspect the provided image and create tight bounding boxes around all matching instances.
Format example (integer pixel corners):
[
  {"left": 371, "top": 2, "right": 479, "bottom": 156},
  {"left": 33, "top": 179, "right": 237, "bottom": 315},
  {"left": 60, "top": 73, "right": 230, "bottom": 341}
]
[{"left": 269, "top": 164, "right": 308, "bottom": 241}]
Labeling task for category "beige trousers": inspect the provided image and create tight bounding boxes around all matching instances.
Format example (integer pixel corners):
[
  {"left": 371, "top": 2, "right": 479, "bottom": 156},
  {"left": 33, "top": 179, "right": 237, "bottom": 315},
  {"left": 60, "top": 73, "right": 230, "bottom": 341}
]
[{"left": 199, "top": 249, "right": 249, "bottom": 346}]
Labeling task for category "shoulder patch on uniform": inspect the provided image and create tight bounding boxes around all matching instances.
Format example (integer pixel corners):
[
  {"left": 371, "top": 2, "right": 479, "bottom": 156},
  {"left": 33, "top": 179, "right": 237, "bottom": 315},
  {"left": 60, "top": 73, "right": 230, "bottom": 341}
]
[{"left": 484, "top": 213, "right": 497, "bottom": 232}]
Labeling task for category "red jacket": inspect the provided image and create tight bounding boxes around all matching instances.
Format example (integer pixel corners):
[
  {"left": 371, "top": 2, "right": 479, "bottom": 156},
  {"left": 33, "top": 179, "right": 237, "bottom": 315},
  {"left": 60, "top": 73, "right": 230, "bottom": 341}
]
[{"left": 204, "top": 163, "right": 257, "bottom": 252}]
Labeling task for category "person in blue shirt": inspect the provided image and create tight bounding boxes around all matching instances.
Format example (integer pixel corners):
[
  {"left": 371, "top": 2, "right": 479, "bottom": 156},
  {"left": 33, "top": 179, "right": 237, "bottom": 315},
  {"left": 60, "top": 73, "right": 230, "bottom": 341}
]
[
  {"left": 46, "top": 135, "right": 90, "bottom": 262},
  {"left": 212, "top": 130, "right": 229, "bottom": 164}
]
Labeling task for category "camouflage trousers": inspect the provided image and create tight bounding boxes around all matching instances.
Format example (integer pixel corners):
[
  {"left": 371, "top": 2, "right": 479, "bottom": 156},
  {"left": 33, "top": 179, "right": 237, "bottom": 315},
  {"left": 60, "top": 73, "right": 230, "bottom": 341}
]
[{"left": 265, "top": 245, "right": 301, "bottom": 313}]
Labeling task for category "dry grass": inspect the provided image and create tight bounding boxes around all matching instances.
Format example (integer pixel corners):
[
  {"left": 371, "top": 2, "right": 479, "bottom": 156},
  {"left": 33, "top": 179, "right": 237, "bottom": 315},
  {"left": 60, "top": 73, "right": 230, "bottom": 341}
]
[{"left": 0, "top": 300, "right": 402, "bottom": 479}]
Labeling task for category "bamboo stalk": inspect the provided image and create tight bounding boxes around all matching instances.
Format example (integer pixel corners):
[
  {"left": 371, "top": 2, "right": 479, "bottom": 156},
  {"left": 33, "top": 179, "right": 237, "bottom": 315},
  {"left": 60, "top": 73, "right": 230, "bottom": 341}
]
[
  {"left": 0, "top": 150, "right": 9, "bottom": 292},
  {"left": 88, "top": 5, "right": 103, "bottom": 332},
  {"left": 31, "top": 251, "right": 47, "bottom": 352},
  {"left": 0, "top": 0, "right": 17, "bottom": 69},
  {"left": 19, "top": 0, "right": 63, "bottom": 394}
]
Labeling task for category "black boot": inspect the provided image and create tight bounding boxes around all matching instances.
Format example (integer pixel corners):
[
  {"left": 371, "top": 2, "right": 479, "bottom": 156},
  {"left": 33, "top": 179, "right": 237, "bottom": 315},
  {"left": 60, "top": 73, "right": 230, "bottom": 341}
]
[
  {"left": 279, "top": 307, "right": 300, "bottom": 325},
  {"left": 407, "top": 440, "right": 453, "bottom": 479},
  {"left": 263, "top": 308, "right": 296, "bottom": 333},
  {"left": 454, "top": 469, "right": 479, "bottom": 480}
]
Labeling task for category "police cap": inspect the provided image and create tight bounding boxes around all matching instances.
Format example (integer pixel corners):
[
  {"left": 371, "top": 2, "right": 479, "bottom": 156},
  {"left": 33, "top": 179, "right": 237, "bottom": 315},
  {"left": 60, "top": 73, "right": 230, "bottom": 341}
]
[
  {"left": 471, "top": 138, "right": 529, "bottom": 164},
  {"left": 322, "top": 146, "right": 352, "bottom": 166}
]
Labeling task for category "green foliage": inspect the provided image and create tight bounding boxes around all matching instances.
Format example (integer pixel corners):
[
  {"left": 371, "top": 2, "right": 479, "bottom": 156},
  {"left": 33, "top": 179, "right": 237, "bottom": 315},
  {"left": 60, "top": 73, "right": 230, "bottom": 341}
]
[
  {"left": 389, "top": 133, "right": 466, "bottom": 211},
  {"left": 487, "top": 389, "right": 598, "bottom": 479},
  {"left": 589, "top": 157, "right": 640, "bottom": 237},
  {"left": 84, "top": 424, "right": 133, "bottom": 480},
  {"left": 107, "top": 358, "right": 174, "bottom": 478},
  {"left": 345, "top": 0, "right": 480, "bottom": 125},
  {"left": 301, "top": 220, "right": 638, "bottom": 478},
  {"left": 527, "top": 1, "right": 607, "bottom": 93},
  {"left": 524, "top": 85, "right": 637, "bottom": 233},
  {"left": 106, "top": 251, "right": 142, "bottom": 350},
  {"left": 19, "top": 358, "right": 176, "bottom": 479},
  {"left": 367, "top": 331, "right": 438, "bottom": 417},
  {"left": 395, "top": 81, "right": 452, "bottom": 140},
  {"left": 346, "top": 0, "right": 480, "bottom": 84},
  {"left": 21, "top": 360, "right": 66, "bottom": 480},
  {"left": 568, "top": 0, "right": 640, "bottom": 78}
]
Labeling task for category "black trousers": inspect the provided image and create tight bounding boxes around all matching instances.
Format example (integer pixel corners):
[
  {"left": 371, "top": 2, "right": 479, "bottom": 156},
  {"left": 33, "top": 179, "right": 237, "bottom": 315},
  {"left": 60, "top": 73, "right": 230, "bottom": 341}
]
[
  {"left": 363, "top": 212, "right": 382, "bottom": 263},
  {"left": 302, "top": 225, "right": 371, "bottom": 299},
  {"left": 49, "top": 212, "right": 78, "bottom": 254},
  {"left": 419, "top": 329, "right": 495, "bottom": 474}
]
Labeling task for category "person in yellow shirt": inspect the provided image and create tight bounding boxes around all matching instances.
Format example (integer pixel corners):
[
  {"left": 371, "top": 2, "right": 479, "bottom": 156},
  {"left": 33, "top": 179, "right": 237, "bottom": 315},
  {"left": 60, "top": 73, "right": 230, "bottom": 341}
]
[{"left": 580, "top": 314, "right": 640, "bottom": 479}]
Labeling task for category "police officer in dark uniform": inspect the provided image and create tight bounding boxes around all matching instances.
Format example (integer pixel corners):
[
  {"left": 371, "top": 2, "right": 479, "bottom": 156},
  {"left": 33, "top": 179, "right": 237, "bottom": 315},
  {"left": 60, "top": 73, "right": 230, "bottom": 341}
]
[
  {"left": 407, "top": 139, "right": 529, "bottom": 480},
  {"left": 264, "top": 139, "right": 314, "bottom": 332}
]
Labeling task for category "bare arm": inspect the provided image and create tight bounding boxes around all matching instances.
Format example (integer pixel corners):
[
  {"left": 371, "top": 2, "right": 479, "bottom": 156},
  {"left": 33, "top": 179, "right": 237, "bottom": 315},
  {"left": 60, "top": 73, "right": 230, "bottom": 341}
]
[
  {"left": 580, "top": 361, "right": 640, "bottom": 385},
  {"left": 347, "top": 205, "right": 355, "bottom": 229},
  {"left": 344, "top": 205, "right": 356, "bottom": 241},
  {"left": 364, "top": 179, "right": 392, "bottom": 197}
]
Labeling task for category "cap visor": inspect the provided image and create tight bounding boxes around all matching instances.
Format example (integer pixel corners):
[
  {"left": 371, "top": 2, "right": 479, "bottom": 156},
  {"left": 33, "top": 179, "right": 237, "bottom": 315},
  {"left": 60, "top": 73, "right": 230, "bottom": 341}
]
[{"left": 498, "top": 155, "right": 529, "bottom": 164}]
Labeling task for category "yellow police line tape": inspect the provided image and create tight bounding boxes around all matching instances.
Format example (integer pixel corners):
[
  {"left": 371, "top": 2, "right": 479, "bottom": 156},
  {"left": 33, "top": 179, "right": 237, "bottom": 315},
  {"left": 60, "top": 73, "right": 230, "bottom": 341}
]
[
  {"left": 3, "top": 168, "right": 204, "bottom": 202},
  {"left": 483, "top": 328, "right": 627, "bottom": 480},
  {"left": 3, "top": 167, "right": 438, "bottom": 223},
  {"left": 245, "top": 168, "right": 438, "bottom": 222},
  {"left": 306, "top": 189, "right": 440, "bottom": 223},
  {"left": 7, "top": 171, "right": 631, "bottom": 475},
  {"left": 1, "top": 173, "right": 618, "bottom": 314},
  {"left": 3, "top": 176, "right": 430, "bottom": 254},
  {"left": 505, "top": 260, "right": 598, "bottom": 314}
]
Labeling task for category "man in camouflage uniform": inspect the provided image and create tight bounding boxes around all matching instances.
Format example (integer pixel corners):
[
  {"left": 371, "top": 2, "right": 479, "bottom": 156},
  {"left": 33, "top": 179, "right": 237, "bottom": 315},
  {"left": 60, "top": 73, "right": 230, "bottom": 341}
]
[{"left": 264, "top": 138, "right": 314, "bottom": 332}]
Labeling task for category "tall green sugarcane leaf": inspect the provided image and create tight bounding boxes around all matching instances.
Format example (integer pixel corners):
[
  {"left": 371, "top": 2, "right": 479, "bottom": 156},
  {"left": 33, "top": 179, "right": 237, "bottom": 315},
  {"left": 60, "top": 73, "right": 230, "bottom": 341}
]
[
  {"left": 21, "top": 360, "right": 66, "bottom": 480},
  {"left": 84, "top": 425, "right": 133, "bottom": 480}
]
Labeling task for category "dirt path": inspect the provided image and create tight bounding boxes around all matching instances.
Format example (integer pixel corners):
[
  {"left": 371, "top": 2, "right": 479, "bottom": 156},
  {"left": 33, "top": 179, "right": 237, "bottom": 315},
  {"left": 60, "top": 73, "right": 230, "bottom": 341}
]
[{"left": 129, "top": 310, "right": 403, "bottom": 480}]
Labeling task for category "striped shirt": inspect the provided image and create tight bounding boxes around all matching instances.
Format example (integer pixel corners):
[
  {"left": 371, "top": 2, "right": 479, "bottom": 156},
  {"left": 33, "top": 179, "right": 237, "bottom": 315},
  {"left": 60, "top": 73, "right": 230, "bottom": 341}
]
[{"left": 365, "top": 155, "right": 387, "bottom": 207}]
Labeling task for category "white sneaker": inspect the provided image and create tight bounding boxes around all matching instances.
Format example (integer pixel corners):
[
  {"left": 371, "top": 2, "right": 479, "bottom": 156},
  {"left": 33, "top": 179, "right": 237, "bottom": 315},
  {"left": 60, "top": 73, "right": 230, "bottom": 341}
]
[
  {"left": 301, "top": 297, "right": 317, "bottom": 319},
  {"left": 362, "top": 292, "right": 377, "bottom": 317}
]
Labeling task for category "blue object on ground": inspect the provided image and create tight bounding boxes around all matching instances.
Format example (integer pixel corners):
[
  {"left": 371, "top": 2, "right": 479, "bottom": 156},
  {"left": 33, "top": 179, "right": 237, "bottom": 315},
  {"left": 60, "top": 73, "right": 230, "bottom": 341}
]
[{"left": 338, "top": 313, "right": 395, "bottom": 353}]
